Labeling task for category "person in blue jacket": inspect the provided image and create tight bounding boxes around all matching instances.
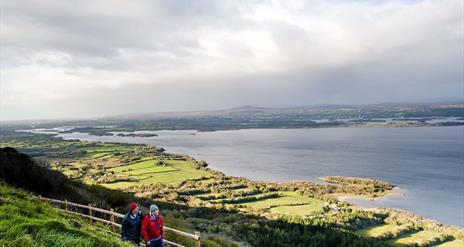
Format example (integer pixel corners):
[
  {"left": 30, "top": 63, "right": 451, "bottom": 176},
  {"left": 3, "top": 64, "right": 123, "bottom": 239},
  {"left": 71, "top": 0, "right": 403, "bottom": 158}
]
[{"left": 121, "top": 202, "right": 143, "bottom": 245}]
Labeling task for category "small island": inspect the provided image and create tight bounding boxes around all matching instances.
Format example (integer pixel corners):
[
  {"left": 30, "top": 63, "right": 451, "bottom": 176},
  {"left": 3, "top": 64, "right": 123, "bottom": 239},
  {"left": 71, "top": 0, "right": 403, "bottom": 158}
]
[
  {"left": 116, "top": 133, "right": 158, "bottom": 137},
  {"left": 323, "top": 176, "right": 396, "bottom": 198}
]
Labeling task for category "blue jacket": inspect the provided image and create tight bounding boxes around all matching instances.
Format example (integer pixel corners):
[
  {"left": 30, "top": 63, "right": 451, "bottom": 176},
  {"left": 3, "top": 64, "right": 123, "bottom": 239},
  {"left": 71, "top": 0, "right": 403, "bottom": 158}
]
[{"left": 121, "top": 211, "right": 143, "bottom": 241}]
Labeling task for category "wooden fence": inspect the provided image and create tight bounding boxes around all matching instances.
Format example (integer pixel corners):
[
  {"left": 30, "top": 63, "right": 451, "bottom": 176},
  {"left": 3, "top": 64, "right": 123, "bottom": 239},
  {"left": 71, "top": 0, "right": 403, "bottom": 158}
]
[{"left": 39, "top": 197, "right": 200, "bottom": 247}]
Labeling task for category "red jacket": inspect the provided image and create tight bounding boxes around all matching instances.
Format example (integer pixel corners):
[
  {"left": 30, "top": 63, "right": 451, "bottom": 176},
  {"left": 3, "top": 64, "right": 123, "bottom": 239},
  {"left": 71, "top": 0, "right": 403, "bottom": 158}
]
[{"left": 141, "top": 214, "right": 164, "bottom": 241}]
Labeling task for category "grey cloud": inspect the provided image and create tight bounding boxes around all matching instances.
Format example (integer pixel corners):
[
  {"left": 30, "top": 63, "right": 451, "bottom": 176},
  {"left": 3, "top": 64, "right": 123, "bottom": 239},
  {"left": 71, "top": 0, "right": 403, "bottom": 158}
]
[{"left": 1, "top": 0, "right": 462, "bottom": 120}]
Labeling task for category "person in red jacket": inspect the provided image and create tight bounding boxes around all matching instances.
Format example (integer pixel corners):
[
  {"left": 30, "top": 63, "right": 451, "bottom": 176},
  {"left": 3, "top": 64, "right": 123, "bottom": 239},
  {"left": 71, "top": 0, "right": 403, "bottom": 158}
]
[{"left": 141, "top": 204, "right": 164, "bottom": 247}]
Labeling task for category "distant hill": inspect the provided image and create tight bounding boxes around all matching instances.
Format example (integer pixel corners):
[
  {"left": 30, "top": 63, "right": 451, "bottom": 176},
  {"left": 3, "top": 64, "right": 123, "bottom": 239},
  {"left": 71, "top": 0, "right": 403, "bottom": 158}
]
[
  {"left": 2, "top": 101, "right": 462, "bottom": 130},
  {"left": 105, "top": 101, "right": 464, "bottom": 121}
]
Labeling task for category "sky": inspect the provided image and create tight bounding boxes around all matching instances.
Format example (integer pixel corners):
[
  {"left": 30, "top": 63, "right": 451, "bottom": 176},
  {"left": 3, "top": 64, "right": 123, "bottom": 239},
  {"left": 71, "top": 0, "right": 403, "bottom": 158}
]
[{"left": 0, "top": 0, "right": 463, "bottom": 120}]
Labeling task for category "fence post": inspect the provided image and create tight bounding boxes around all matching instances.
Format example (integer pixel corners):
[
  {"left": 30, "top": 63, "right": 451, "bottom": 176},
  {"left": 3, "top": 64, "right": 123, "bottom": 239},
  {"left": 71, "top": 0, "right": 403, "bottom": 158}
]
[
  {"left": 110, "top": 208, "right": 115, "bottom": 231},
  {"left": 89, "top": 204, "right": 93, "bottom": 223},
  {"left": 195, "top": 231, "right": 201, "bottom": 247},
  {"left": 65, "top": 200, "right": 68, "bottom": 212}
]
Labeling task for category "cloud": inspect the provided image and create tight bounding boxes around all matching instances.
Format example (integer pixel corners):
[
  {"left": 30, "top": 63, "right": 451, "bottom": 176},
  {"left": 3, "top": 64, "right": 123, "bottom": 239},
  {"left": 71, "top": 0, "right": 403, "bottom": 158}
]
[{"left": 1, "top": 0, "right": 462, "bottom": 120}]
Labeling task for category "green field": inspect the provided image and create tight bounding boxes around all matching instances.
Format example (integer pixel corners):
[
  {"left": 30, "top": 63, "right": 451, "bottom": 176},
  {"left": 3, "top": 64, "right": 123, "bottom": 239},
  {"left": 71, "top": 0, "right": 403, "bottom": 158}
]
[
  {"left": 62, "top": 169, "right": 80, "bottom": 177},
  {"left": 269, "top": 203, "right": 325, "bottom": 216},
  {"left": 356, "top": 224, "right": 399, "bottom": 238},
  {"left": 69, "top": 162, "right": 86, "bottom": 168},
  {"left": 109, "top": 159, "right": 170, "bottom": 172},
  {"left": 102, "top": 159, "right": 211, "bottom": 189},
  {"left": 100, "top": 181, "right": 136, "bottom": 189},
  {"left": 391, "top": 230, "right": 441, "bottom": 245},
  {"left": 240, "top": 192, "right": 318, "bottom": 207},
  {"left": 434, "top": 240, "right": 464, "bottom": 247},
  {"left": 89, "top": 152, "right": 111, "bottom": 159},
  {"left": 356, "top": 224, "right": 459, "bottom": 246},
  {"left": 239, "top": 191, "right": 325, "bottom": 216}
]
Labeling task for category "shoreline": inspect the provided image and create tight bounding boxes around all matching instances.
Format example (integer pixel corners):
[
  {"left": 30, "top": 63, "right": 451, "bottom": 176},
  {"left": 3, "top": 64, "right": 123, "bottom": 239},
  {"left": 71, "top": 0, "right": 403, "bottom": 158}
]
[
  {"left": 16, "top": 122, "right": 464, "bottom": 140},
  {"left": 55, "top": 121, "right": 464, "bottom": 136},
  {"left": 336, "top": 187, "right": 406, "bottom": 201},
  {"left": 12, "top": 127, "right": 464, "bottom": 227},
  {"left": 131, "top": 151, "right": 464, "bottom": 230}
]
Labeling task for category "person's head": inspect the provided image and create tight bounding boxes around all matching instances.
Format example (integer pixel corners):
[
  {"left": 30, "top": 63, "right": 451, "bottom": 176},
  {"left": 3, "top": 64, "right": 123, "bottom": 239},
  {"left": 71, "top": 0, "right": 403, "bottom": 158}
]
[
  {"left": 129, "top": 202, "right": 139, "bottom": 214},
  {"left": 149, "top": 204, "right": 159, "bottom": 216}
]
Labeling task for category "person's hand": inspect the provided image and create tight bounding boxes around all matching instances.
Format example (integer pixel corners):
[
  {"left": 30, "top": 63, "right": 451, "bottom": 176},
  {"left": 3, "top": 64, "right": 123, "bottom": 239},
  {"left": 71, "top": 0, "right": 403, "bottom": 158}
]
[{"left": 146, "top": 241, "right": 150, "bottom": 245}]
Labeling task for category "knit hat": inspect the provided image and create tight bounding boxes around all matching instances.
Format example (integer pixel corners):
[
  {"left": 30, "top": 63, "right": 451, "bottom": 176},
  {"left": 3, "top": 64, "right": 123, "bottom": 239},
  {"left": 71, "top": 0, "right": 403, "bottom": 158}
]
[
  {"left": 129, "top": 202, "right": 138, "bottom": 212},
  {"left": 149, "top": 204, "right": 159, "bottom": 212}
]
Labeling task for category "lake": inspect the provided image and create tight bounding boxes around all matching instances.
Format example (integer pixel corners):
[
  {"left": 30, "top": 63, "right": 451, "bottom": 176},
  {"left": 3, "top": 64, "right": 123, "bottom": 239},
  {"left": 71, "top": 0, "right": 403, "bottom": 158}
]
[{"left": 29, "top": 126, "right": 464, "bottom": 226}]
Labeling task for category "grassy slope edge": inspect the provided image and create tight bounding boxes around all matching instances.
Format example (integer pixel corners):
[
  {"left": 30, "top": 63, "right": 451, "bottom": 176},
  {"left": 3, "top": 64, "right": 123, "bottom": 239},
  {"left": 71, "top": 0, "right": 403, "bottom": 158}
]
[{"left": 0, "top": 182, "right": 131, "bottom": 247}]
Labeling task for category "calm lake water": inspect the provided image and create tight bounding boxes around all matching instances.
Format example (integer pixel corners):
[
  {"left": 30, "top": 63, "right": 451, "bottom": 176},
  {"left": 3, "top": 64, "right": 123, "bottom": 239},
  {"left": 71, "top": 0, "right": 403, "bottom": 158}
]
[{"left": 31, "top": 126, "right": 464, "bottom": 226}]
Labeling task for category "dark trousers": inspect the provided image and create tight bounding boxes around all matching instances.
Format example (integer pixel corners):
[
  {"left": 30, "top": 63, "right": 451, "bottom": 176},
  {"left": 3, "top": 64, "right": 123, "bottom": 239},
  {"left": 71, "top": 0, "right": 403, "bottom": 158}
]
[{"left": 148, "top": 238, "right": 163, "bottom": 247}]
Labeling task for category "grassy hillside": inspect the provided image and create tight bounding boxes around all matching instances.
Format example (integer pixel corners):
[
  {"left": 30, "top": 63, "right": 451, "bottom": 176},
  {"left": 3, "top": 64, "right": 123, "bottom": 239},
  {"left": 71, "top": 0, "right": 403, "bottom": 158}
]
[{"left": 0, "top": 182, "right": 131, "bottom": 247}]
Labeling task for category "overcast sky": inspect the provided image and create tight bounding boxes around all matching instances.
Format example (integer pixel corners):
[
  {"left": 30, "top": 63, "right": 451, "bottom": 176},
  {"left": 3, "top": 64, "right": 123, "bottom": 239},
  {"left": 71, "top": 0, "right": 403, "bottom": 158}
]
[{"left": 1, "top": 0, "right": 462, "bottom": 120}]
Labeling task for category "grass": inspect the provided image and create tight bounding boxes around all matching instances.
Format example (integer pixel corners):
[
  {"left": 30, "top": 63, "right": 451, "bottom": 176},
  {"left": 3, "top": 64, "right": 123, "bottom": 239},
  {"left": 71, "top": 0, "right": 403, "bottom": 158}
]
[
  {"left": 140, "top": 169, "right": 205, "bottom": 184},
  {"left": 69, "top": 162, "right": 87, "bottom": 168},
  {"left": 87, "top": 152, "right": 111, "bottom": 159},
  {"left": 433, "top": 240, "right": 464, "bottom": 247},
  {"left": 240, "top": 191, "right": 324, "bottom": 216},
  {"left": 125, "top": 166, "right": 177, "bottom": 175},
  {"left": 240, "top": 191, "right": 318, "bottom": 207},
  {"left": 391, "top": 230, "right": 441, "bottom": 245},
  {"left": 62, "top": 170, "right": 80, "bottom": 178},
  {"left": 269, "top": 203, "right": 325, "bottom": 216},
  {"left": 356, "top": 224, "right": 399, "bottom": 238},
  {"left": 355, "top": 224, "right": 449, "bottom": 246},
  {"left": 100, "top": 181, "right": 136, "bottom": 189},
  {"left": 84, "top": 146, "right": 131, "bottom": 153},
  {"left": 78, "top": 145, "right": 133, "bottom": 160},
  {"left": 0, "top": 182, "right": 131, "bottom": 247},
  {"left": 109, "top": 159, "right": 161, "bottom": 172},
  {"left": 102, "top": 159, "right": 212, "bottom": 189}
]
